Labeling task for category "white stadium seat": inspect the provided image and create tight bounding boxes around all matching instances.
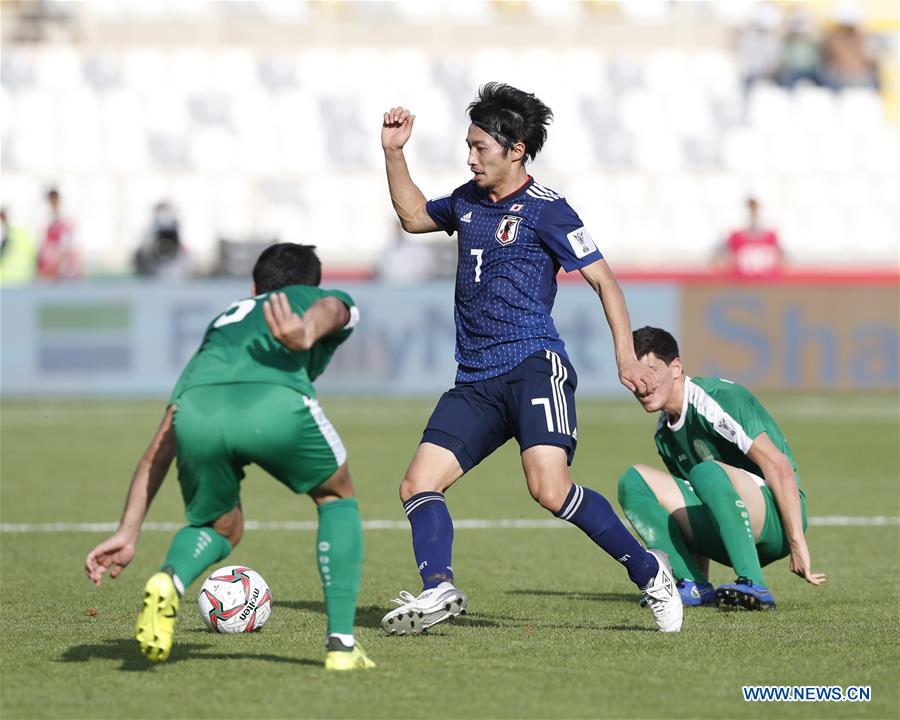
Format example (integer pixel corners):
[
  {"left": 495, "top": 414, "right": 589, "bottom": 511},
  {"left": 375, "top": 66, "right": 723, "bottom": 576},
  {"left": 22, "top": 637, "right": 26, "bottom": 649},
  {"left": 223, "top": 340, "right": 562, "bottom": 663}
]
[
  {"left": 122, "top": 49, "right": 168, "bottom": 93},
  {"left": 34, "top": 47, "right": 85, "bottom": 92},
  {"left": 837, "top": 88, "right": 886, "bottom": 131},
  {"left": 188, "top": 127, "right": 236, "bottom": 173},
  {"left": 721, "top": 127, "right": 768, "bottom": 173},
  {"left": 747, "top": 83, "right": 791, "bottom": 133}
]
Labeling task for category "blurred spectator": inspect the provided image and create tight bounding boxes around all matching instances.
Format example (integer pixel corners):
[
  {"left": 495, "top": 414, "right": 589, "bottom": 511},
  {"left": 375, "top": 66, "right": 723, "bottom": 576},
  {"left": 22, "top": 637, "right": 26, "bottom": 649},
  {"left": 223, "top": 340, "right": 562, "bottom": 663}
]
[
  {"left": 37, "top": 188, "right": 80, "bottom": 280},
  {"left": 820, "top": 17, "right": 878, "bottom": 90},
  {"left": 0, "top": 208, "right": 38, "bottom": 286},
  {"left": 714, "top": 197, "right": 784, "bottom": 278},
  {"left": 134, "top": 201, "right": 192, "bottom": 280},
  {"left": 736, "top": 2, "right": 783, "bottom": 88},
  {"left": 376, "top": 223, "right": 435, "bottom": 284},
  {"left": 777, "top": 10, "right": 822, "bottom": 88}
]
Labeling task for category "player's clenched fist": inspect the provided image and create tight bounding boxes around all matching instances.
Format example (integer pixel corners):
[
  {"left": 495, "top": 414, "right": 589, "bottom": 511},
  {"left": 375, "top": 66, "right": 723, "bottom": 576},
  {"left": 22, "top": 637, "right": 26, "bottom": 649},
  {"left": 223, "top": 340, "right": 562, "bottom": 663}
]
[
  {"left": 382, "top": 106, "right": 415, "bottom": 150},
  {"left": 264, "top": 291, "right": 310, "bottom": 351}
]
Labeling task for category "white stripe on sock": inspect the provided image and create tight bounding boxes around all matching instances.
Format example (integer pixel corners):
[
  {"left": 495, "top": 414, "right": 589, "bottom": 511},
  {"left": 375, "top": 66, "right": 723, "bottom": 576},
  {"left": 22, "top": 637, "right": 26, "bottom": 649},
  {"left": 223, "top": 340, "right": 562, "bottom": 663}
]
[
  {"left": 559, "top": 484, "right": 584, "bottom": 520},
  {"left": 404, "top": 494, "right": 445, "bottom": 516},
  {"left": 327, "top": 632, "right": 355, "bottom": 648},
  {"left": 171, "top": 573, "right": 186, "bottom": 596}
]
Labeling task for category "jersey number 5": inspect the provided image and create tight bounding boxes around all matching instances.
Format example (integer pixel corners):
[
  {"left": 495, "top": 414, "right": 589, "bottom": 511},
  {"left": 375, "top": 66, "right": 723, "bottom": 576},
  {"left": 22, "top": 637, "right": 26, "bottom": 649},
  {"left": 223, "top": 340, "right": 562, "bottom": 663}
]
[
  {"left": 213, "top": 299, "right": 256, "bottom": 328},
  {"left": 470, "top": 248, "right": 483, "bottom": 283}
]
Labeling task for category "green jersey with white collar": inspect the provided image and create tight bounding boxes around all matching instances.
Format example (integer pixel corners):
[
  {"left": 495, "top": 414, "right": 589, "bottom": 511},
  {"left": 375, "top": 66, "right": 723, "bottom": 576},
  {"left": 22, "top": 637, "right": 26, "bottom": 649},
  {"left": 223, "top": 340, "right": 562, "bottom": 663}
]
[{"left": 653, "top": 376, "right": 798, "bottom": 486}]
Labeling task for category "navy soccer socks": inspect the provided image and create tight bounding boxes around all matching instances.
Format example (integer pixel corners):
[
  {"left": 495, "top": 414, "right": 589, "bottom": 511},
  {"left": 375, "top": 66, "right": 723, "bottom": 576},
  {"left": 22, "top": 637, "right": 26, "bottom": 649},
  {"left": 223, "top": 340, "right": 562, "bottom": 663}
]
[
  {"left": 404, "top": 492, "right": 455, "bottom": 590},
  {"left": 555, "top": 484, "right": 659, "bottom": 588}
]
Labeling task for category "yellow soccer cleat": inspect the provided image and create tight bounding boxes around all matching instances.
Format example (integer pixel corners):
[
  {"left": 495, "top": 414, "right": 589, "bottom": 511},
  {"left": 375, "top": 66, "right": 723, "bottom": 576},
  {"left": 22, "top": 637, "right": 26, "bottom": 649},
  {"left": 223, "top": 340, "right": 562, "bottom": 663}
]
[
  {"left": 324, "top": 640, "right": 376, "bottom": 671},
  {"left": 135, "top": 572, "right": 180, "bottom": 662}
]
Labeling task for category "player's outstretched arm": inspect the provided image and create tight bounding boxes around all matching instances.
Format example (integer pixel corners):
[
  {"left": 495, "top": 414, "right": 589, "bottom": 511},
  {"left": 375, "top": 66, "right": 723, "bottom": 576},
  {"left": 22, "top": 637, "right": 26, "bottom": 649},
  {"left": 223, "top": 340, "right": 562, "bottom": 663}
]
[
  {"left": 264, "top": 292, "right": 350, "bottom": 352},
  {"left": 748, "top": 434, "right": 826, "bottom": 586},
  {"left": 579, "top": 259, "right": 658, "bottom": 396},
  {"left": 382, "top": 106, "right": 440, "bottom": 233},
  {"left": 84, "top": 405, "right": 176, "bottom": 586}
]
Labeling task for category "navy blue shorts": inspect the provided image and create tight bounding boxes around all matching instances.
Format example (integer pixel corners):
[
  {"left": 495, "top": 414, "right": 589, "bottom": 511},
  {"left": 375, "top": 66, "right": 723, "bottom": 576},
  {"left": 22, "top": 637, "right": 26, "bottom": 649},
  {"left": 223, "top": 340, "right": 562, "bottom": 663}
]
[{"left": 421, "top": 350, "right": 578, "bottom": 472}]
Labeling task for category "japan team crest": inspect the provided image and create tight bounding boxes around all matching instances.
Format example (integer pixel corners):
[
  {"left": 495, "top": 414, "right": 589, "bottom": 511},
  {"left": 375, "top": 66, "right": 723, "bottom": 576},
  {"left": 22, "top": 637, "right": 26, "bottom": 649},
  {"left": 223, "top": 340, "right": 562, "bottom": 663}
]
[{"left": 495, "top": 215, "right": 522, "bottom": 246}]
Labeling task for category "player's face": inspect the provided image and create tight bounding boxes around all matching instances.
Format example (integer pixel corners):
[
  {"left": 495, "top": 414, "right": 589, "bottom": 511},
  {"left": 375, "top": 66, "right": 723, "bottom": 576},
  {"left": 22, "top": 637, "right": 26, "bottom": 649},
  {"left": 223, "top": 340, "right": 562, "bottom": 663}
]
[
  {"left": 634, "top": 353, "right": 681, "bottom": 413},
  {"left": 465, "top": 124, "right": 514, "bottom": 191}
]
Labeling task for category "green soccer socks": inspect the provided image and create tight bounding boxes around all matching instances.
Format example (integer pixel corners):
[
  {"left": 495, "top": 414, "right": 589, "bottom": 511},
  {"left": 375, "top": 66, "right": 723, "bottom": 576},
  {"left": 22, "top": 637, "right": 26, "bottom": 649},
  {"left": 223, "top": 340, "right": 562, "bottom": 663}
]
[
  {"left": 688, "top": 462, "right": 765, "bottom": 586},
  {"left": 618, "top": 467, "right": 710, "bottom": 584},
  {"left": 161, "top": 525, "right": 233, "bottom": 595},
  {"left": 316, "top": 498, "right": 364, "bottom": 636}
]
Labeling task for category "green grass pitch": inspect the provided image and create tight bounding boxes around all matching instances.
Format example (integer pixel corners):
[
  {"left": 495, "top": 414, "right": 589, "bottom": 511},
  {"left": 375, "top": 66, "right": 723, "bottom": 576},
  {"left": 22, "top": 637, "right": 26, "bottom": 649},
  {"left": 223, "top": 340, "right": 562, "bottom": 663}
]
[{"left": 1, "top": 395, "right": 898, "bottom": 719}]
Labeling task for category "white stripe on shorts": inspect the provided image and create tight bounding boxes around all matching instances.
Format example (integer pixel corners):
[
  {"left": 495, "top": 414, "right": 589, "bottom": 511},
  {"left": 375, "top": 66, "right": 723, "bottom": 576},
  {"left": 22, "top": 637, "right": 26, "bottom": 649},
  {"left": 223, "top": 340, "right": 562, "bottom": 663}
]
[
  {"left": 303, "top": 396, "right": 347, "bottom": 467},
  {"left": 545, "top": 350, "right": 562, "bottom": 432},
  {"left": 556, "top": 357, "right": 570, "bottom": 434},
  {"left": 546, "top": 350, "right": 570, "bottom": 435}
]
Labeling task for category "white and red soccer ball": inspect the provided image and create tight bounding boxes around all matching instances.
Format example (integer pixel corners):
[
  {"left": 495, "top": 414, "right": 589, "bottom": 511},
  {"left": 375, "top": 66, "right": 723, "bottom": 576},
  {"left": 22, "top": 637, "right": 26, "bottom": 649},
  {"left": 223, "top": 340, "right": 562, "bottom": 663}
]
[{"left": 198, "top": 566, "right": 272, "bottom": 633}]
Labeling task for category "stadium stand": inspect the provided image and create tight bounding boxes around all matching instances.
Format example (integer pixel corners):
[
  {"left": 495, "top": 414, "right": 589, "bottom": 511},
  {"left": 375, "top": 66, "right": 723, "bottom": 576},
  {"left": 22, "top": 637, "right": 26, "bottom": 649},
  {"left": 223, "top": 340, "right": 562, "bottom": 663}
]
[{"left": 0, "top": 0, "right": 897, "bottom": 276}]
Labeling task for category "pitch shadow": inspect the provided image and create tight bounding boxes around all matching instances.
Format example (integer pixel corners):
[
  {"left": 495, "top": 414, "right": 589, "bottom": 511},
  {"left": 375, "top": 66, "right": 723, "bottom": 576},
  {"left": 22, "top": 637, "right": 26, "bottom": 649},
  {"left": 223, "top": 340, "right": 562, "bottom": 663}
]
[
  {"left": 280, "top": 599, "right": 503, "bottom": 630},
  {"left": 602, "top": 625, "right": 657, "bottom": 632},
  {"left": 506, "top": 588, "right": 639, "bottom": 603},
  {"left": 278, "top": 600, "right": 389, "bottom": 629},
  {"left": 60, "top": 639, "right": 320, "bottom": 671}
]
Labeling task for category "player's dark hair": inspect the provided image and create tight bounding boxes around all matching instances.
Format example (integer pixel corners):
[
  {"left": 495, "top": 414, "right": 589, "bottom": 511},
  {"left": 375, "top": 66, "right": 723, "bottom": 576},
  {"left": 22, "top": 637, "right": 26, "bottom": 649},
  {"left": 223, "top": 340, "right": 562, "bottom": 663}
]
[
  {"left": 467, "top": 82, "right": 553, "bottom": 163},
  {"left": 633, "top": 326, "right": 680, "bottom": 364},
  {"left": 252, "top": 243, "right": 322, "bottom": 292}
]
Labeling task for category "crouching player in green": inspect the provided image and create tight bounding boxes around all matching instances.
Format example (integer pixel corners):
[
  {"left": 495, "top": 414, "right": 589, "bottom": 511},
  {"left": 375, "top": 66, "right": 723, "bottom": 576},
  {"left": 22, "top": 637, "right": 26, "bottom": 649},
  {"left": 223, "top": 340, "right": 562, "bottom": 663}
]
[
  {"left": 618, "top": 327, "right": 826, "bottom": 610},
  {"left": 84, "top": 244, "right": 375, "bottom": 670}
]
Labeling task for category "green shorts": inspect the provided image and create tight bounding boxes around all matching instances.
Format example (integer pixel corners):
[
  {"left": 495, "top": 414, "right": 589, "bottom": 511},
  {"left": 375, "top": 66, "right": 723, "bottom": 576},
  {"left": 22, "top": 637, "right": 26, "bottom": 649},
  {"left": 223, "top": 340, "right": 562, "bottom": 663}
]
[
  {"left": 675, "top": 472, "right": 808, "bottom": 568},
  {"left": 172, "top": 383, "right": 346, "bottom": 526}
]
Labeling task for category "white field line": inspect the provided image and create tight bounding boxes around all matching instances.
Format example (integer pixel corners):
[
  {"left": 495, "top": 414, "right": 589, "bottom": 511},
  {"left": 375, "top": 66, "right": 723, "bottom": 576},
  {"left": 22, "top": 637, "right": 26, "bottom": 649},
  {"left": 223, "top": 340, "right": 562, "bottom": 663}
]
[{"left": 0, "top": 516, "right": 897, "bottom": 534}]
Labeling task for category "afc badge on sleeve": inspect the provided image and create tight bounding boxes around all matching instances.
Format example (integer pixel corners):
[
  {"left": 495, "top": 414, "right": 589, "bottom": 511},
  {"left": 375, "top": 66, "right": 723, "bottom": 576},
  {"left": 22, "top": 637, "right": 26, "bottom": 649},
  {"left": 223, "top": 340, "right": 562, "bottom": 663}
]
[
  {"left": 496, "top": 215, "right": 522, "bottom": 246},
  {"left": 566, "top": 226, "right": 597, "bottom": 258}
]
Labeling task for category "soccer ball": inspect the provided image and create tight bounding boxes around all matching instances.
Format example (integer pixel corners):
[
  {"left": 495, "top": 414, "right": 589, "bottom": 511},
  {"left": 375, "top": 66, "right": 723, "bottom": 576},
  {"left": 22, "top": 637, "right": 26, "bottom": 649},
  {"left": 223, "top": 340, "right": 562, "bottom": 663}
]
[{"left": 198, "top": 565, "right": 272, "bottom": 633}]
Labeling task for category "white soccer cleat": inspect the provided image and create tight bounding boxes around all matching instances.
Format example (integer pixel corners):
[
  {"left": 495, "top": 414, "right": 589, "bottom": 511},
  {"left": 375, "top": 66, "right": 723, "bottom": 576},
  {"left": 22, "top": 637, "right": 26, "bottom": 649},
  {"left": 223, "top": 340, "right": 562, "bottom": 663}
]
[
  {"left": 381, "top": 582, "right": 468, "bottom": 635},
  {"left": 641, "top": 550, "right": 683, "bottom": 633}
]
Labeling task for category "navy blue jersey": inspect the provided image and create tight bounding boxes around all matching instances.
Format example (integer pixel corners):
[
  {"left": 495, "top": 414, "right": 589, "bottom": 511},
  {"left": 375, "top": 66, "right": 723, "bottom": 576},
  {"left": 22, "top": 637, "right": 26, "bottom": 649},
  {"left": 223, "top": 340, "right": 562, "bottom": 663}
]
[{"left": 426, "top": 177, "right": 603, "bottom": 382}]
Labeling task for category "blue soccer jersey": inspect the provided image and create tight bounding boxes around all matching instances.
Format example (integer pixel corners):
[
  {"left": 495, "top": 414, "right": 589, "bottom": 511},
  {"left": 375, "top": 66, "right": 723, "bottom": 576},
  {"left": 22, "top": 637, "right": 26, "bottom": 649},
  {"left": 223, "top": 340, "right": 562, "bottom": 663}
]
[{"left": 426, "top": 177, "right": 603, "bottom": 382}]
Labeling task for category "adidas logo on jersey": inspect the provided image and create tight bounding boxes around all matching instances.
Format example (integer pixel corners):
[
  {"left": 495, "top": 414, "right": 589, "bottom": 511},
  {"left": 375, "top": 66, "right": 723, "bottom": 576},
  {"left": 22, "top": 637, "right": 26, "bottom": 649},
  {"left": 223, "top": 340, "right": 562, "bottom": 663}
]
[{"left": 459, "top": 211, "right": 472, "bottom": 223}]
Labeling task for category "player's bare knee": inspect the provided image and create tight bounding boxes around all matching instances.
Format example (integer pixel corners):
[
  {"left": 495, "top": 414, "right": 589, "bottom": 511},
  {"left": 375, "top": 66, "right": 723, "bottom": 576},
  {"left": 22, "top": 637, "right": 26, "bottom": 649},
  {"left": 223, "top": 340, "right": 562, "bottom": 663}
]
[
  {"left": 537, "top": 489, "right": 568, "bottom": 514},
  {"left": 216, "top": 523, "right": 243, "bottom": 549},
  {"left": 530, "top": 480, "right": 570, "bottom": 514},
  {"left": 213, "top": 507, "right": 243, "bottom": 548},
  {"left": 311, "top": 463, "right": 355, "bottom": 503},
  {"left": 400, "top": 470, "right": 442, "bottom": 502}
]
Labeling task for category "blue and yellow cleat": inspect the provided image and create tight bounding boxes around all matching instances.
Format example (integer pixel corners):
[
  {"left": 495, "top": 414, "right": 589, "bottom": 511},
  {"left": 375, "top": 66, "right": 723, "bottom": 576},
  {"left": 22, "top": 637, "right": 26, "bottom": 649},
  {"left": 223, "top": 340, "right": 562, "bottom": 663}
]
[
  {"left": 677, "top": 579, "right": 717, "bottom": 606},
  {"left": 324, "top": 637, "right": 376, "bottom": 671},
  {"left": 135, "top": 572, "right": 180, "bottom": 662},
  {"left": 716, "top": 577, "right": 776, "bottom": 610}
]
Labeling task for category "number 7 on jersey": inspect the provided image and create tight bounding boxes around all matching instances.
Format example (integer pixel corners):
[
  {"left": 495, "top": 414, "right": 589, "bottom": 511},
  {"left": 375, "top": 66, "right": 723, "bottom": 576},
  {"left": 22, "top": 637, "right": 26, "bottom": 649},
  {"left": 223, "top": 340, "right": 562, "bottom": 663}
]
[{"left": 470, "top": 248, "right": 483, "bottom": 283}]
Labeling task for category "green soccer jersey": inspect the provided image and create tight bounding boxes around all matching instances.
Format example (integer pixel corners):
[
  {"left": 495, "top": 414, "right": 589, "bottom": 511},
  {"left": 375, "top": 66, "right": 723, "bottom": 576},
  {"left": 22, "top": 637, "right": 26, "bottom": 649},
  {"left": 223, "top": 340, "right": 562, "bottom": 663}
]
[
  {"left": 654, "top": 376, "right": 798, "bottom": 486},
  {"left": 169, "top": 285, "right": 356, "bottom": 403}
]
